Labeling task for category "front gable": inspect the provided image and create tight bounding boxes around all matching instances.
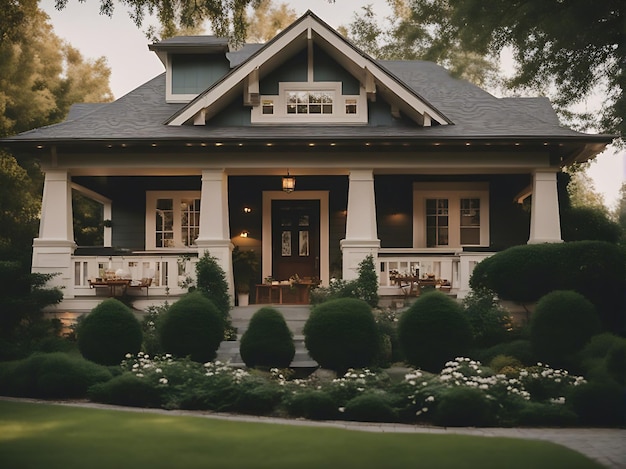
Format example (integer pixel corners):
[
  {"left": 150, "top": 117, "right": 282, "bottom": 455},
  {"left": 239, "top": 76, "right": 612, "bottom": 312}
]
[{"left": 166, "top": 11, "right": 451, "bottom": 128}]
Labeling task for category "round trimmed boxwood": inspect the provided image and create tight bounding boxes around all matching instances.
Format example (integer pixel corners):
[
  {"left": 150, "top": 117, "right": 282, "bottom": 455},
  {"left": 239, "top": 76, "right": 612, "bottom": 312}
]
[
  {"left": 303, "top": 298, "right": 378, "bottom": 373},
  {"left": 530, "top": 290, "right": 601, "bottom": 369},
  {"left": 159, "top": 291, "right": 224, "bottom": 363},
  {"left": 78, "top": 298, "right": 143, "bottom": 366},
  {"left": 344, "top": 392, "right": 398, "bottom": 423},
  {"left": 398, "top": 291, "right": 472, "bottom": 372},
  {"left": 239, "top": 307, "right": 295, "bottom": 369},
  {"left": 285, "top": 390, "right": 339, "bottom": 420},
  {"left": 432, "top": 387, "right": 495, "bottom": 427}
]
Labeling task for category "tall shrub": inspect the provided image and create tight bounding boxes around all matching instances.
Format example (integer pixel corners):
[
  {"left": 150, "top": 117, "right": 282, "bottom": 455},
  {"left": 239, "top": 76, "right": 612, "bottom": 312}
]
[
  {"left": 398, "top": 291, "right": 472, "bottom": 372},
  {"left": 530, "top": 290, "right": 601, "bottom": 369},
  {"left": 304, "top": 298, "right": 379, "bottom": 373},
  {"left": 239, "top": 307, "right": 295, "bottom": 369},
  {"left": 159, "top": 292, "right": 224, "bottom": 363},
  {"left": 355, "top": 254, "right": 379, "bottom": 308},
  {"left": 195, "top": 251, "right": 231, "bottom": 319},
  {"left": 77, "top": 298, "right": 143, "bottom": 366},
  {"left": 470, "top": 241, "right": 625, "bottom": 333}
]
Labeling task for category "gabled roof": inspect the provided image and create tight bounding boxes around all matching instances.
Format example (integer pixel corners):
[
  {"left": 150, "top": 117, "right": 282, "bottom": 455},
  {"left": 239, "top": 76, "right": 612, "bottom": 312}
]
[{"left": 166, "top": 10, "right": 451, "bottom": 127}]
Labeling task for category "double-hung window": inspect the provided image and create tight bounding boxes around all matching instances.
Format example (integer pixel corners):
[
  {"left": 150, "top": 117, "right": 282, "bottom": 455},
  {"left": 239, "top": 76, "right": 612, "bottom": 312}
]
[
  {"left": 147, "top": 192, "right": 201, "bottom": 249},
  {"left": 414, "top": 183, "right": 489, "bottom": 248}
]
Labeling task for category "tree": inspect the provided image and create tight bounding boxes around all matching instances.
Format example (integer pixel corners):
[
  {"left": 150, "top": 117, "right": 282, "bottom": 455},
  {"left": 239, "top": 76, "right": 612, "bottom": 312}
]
[
  {"left": 0, "top": 0, "right": 113, "bottom": 260},
  {"left": 406, "top": 0, "right": 624, "bottom": 138},
  {"left": 245, "top": 0, "right": 296, "bottom": 43},
  {"left": 346, "top": 1, "right": 498, "bottom": 87},
  {"left": 55, "top": 0, "right": 263, "bottom": 45}
]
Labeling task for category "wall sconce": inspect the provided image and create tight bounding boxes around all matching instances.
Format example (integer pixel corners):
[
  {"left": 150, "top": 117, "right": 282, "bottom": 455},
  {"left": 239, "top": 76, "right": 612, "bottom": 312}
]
[
  {"left": 282, "top": 172, "right": 295, "bottom": 193},
  {"left": 243, "top": 207, "right": 252, "bottom": 213},
  {"left": 240, "top": 230, "right": 249, "bottom": 238}
]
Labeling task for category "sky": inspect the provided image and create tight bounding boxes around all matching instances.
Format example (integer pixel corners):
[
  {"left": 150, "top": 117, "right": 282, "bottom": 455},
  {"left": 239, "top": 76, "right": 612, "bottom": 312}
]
[{"left": 40, "top": 0, "right": 624, "bottom": 210}]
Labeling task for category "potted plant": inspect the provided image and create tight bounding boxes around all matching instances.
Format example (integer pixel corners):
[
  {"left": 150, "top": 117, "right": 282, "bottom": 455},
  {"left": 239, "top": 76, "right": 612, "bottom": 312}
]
[{"left": 232, "top": 247, "right": 259, "bottom": 306}]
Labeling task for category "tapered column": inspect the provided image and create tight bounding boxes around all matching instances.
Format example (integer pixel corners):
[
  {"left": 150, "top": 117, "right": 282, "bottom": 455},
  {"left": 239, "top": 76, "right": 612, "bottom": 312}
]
[
  {"left": 32, "top": 170, "right": 76, "bottom": 295},
  {"left": 196, "top": 169, "right": 234, "bottom": 300},
  {"left": 528, "top": 169, "right": 563, "bottom": 244},
  {"left": 340, "top": 169, "right": 380, "bottom": 280}
]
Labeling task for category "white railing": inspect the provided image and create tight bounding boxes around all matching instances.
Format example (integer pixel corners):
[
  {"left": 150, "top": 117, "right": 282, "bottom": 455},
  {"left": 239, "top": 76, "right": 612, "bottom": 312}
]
[
  {"left": 377, "top": 249, "right": 493, "bottom": 298},
  {"left": 70, "top": 254, "right": 198, "bottom": 297}
]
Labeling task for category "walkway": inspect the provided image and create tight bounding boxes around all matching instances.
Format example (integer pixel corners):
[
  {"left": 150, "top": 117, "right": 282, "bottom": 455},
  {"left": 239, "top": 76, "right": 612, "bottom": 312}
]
[{"left": 3, "top": 397, "right": 624, "bottom": 468}]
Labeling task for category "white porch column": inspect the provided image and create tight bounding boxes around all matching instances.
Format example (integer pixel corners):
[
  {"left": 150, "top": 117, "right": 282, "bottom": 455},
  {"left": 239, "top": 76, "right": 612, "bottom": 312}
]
[
  {"left": 340, "top": 169, "right": 380, "bottom": 280},
  {"left": 195, "top": 169, "right": 234, "bottom": 300},
  {"left": 32, "top": 170, "right": 76, "bottom": 296},
  {"left": 528, "top": 169, "right": 563, "bottom": 244}
]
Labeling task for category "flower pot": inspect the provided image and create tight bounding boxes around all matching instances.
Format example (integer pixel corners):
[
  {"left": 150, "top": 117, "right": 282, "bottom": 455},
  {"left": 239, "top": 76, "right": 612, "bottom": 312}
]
[{"left": 237, "top": 292, "right": 249, "bottom": 307}]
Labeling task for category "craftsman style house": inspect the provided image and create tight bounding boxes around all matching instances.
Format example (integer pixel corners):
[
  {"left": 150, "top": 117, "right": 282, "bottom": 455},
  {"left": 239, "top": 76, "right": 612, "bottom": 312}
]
[{"left": 2, "top": 11, "right": 613, "bottom": 311}]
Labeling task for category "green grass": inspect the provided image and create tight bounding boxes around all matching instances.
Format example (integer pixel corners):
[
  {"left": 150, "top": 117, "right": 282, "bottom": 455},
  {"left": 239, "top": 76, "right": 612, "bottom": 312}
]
[{"left": 0, "top": 401, "right": 602, "bottom": 469}]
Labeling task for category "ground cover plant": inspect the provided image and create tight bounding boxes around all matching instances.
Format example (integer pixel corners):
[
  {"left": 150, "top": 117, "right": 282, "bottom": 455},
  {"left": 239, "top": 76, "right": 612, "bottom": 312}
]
[{"left": 0, "top": 400, "right": 604, "bottom": 469}]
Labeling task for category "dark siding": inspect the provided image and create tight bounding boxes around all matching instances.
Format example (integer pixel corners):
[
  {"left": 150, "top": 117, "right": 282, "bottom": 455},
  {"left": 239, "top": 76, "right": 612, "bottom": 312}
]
[
  {"left": 260, "top": 50, "right": 307, "bottom": 94},
  {"left": 171, "top": 54, "right": 230, "bottom": 94},
  {"left": 376, "top": 175, "right": 414, "bottom": 247},
  {"left": 313, "top": 45, "right": 360, "bottom": 94}
]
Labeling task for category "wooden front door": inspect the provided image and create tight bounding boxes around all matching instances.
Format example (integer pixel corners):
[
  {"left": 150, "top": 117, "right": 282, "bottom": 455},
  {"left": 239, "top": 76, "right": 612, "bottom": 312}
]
[{"left": 272, "top": 199, "right": 320, "bottom": 281}]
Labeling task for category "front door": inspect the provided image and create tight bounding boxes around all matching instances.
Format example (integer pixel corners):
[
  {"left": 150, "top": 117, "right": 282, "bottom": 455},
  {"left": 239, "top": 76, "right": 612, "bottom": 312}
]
[{"left": 272, "top": 199, "right": 320, "bottom": 281}]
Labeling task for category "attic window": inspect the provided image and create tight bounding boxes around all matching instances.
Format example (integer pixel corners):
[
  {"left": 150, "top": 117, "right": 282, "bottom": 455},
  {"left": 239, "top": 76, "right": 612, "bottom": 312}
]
[{"left": 251, "top": 82, "right": 366, "bottom": 124}]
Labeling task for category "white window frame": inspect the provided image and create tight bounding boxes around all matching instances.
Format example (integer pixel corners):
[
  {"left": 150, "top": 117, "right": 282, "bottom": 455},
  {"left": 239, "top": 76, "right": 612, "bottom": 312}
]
[
  {"left": 251, "top": 81, "right": 367, "bottom": 124},
  {"left": 146, "top": 191, "right": 201, "bottom": 249},
  {"left": 413, "top": 182, "right": 489, "bottom": 248}
]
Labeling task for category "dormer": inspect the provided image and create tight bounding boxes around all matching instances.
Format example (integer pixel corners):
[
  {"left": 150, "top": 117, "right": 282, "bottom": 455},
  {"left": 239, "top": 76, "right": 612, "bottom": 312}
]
[{"left": 149, "top": 36, "right": 231, "bottom": 103}]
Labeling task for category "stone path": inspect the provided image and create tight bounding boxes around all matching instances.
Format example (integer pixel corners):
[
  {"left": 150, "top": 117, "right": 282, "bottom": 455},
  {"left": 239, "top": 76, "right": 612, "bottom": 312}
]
[{"left": 3, "top": 397, "right": 624, "bottom": 468}]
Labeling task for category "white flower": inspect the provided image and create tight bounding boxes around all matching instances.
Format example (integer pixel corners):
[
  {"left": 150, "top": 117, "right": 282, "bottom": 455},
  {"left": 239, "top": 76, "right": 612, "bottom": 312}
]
[
  {"left": 125, "top": 353, "right": 132, "bottom": 359},
  {"left": 159, "top": 377, "right": 168, "bottom": 385},
  {"left": 338, "top": 407, "right": 345, "bottom": 413},
  {"left": 136, "top": 373, "right": 144, "bottom": 377},
  {"left": 425, "top": 396, "right": 435, "bottom": 402}
]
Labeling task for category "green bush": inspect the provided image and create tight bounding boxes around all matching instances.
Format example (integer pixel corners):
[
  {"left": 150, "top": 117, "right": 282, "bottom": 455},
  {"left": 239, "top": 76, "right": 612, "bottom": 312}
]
[
  {"left": 233, "top": 380, "right": 283, "bottom": 415},
  {"left": 354, "top": 254, "right": 379, "bottom": 308},
  {"left": 239, "top": 307, "right": 295, "bottom": 369},
  {"left": 462, "top": 288, "right": 513, "bottom": 347},
  {"left": 303, "top": 298, "right": 379, "bottom": 373},
  {"left": 159, "top": 292, "right": 224, "bottom": 363},
  {"left": 343, "top": 392, "right": 398, "bottom": 423},
  {"left": 432, "top": 387, "right": 495, "bottom": 427},
  {"left": 469, "top": 241, "right": 625, "bottom": 332},
  {"left": 606, "top": 341, "right": 626, "bottom": 385},
  {"left": 398, "top": 291, "right": 472, "bottom": 372},
  {"left": 77, "top": 298, "right": 143, "bottom": 366},
  {"left": 475, "top": 339, "right": 535, "bottom": 366},
  {"left": 515, "top": 401, "right": 578, "bottom": 426},
  {"left": 530, "top": 291, "right": 601, "bottom": 369},
  {"left": 561, "top": 206, "right": 622, "bottom": 243},
  {"left": 567, "top": 381, "right": 626, "bottom": 426},
  {"left": 285, "top": 390, "right": 339, "bottom": 420},
  {"left": 0, "top": 352, "right": 112, "bottom": 398},
  {"left": 88, "top": 372, "right": 164, "bottom": 408},
  {"left": 195, "top": 251, "right": 231, "bottom": 319},
  {"left": 579, "top": 333, "right": 626, "bottom": 383},
  {"left": 489, "top": 355, "right": 522, "bottom": 373}
]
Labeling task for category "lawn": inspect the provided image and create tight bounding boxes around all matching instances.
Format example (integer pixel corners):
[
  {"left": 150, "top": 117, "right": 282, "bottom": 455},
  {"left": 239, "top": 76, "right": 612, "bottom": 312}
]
[{"left": 0, "top": 400, "right": 602, "bottom": 469}]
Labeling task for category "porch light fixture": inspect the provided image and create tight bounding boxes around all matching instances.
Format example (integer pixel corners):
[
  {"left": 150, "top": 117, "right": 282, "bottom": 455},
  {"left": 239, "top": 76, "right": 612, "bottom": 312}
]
[
  {"left": 240, "top": 230, "right": 249, "bottom": 238},
  {"left": 282, "top": 172, "right": 296, "bottom": 193}
]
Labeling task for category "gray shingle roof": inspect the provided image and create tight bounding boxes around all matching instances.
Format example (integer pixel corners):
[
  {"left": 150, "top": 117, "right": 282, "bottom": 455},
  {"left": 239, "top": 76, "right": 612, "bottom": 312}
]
[{"left": 2, "top": 51, "right": 612, "bottom": 145}]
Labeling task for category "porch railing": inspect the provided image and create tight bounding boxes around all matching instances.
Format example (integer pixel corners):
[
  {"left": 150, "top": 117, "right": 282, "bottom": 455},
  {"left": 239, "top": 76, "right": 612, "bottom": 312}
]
[
  {"left": 377, "top": 249, "right": 493, "bottom": 298},
  {"left": 70, "top": 253, "right": 198, "bottom": 297}
]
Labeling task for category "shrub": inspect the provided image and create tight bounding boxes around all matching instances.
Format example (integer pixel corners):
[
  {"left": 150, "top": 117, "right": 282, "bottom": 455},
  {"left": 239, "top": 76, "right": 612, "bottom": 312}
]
[
  {"left": 303, "top": 298, "right": 379, "bottom": 373},
  {"left": 462, "top": 288, "right": 513, "bottom": 347},
  {"left": 195, "top": 251, "right": 231, "bottom": 319},
  {"left": 398, "top": 291, "right": 472, "bottom": 372},
  {"left": 567, "top": 381, "right": 626, "bottom": 426},
  {"left": 354, "top": 254, "right": 379, "bottom": 308},
  {"left": 432, "top": 386, "right": 495, "bottom": 427},
  {"left": 77, "top": 298, "right": 143, "bottom": 366},
  {"left": 239, "top": 307, "right": 295, "bottom": 369},
  {"left": 141, "top": 303, "right": 169, "bottom": 356},
  {"left": 606, "top": 341, "right": 626, "bottom": 385},
  {"left": 88, "top": 372, "right": 164, "bottom": 408},
  {"left": 561, "top": 206, "right": 622, "bottom": 243},
  {"left": 515, "top": 401, "right": 578, "bottom": 426},
  {"left": 475, "top": 339, "right": 535, "bottom": 366},
  {"left": 285, "top": 390, "right": 339, "bottom": 420},
  {"left": 343, "top": 392, "right": 398, "bottom": 423},
  {"left": 489, "top": 354, "right": 522, "bottom": 373},
  {"left": 159, "top": 292, "right": 224, "bottom": 362},
  {"left": 233, "top": 380, "right": 283, "bottom": 415},
  {"left": 469, "top": 241, "right": 625, "bottom": 333},
  {"left": 0, "top": 352, "right": 112, "bottom": 398},
  {"left": 530, "top": 291, "right": 601, "bottom": 369}
]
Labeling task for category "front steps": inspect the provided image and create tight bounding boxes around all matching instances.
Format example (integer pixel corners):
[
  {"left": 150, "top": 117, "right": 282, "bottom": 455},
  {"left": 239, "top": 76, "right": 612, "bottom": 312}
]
[{"left": 217, "top": 305, "right": 318, "bottom": 368}]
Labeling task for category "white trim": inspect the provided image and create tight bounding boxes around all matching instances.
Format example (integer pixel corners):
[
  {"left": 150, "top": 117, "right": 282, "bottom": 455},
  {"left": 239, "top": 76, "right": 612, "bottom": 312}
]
[
  {"left": 145, "top": 191, "right": 202, "bottom": 249},
  {"left": 167, "top": 14, "right": 448, "bottom": 126},
  {"left": 251, "top": 81, "right": 367, "bottom": 124},
  {"left": 262, "top": 190, "right": 329, "bottom": 286},
  {"left": 412, "top": 182, "right": 489, "bottom": 248}
]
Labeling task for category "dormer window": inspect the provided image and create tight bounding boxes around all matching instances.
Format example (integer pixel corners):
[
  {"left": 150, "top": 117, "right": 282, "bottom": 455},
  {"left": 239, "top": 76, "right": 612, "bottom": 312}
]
[{"left": 251, "top": 82, "right": 366, "bottom": 124}]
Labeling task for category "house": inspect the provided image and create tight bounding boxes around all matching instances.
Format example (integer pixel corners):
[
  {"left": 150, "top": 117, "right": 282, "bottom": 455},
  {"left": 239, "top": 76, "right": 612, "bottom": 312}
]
[{"left": 1, "top": 11, "right": 614, "bottom": 313}]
